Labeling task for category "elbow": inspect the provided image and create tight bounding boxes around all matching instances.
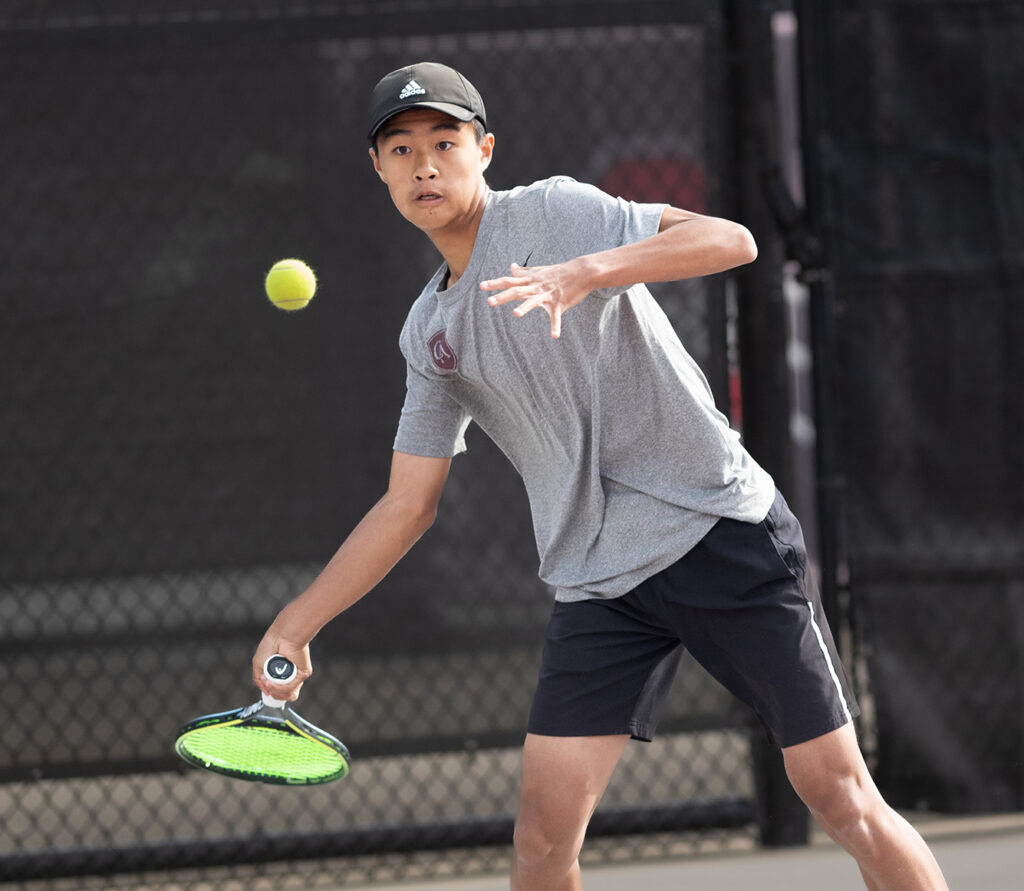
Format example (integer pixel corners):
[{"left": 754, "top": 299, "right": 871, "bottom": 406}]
[
  {"left": 412, "top": 501, "right": 439, "bottom": 536},
  {"left": 377, "top": 488, "right": 440, "bottom": 541},
  {"left": 391, "top": 491, "right": 440, "bottom": 537},
  {"left": 705, "top": 219, "right": 757, "bottom": 272},
  {"left": 733, "top": 224, "right": 758, "bottom": 266}
]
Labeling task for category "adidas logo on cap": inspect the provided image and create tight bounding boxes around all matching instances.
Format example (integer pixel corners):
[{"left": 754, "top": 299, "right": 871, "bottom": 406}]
[{"left": 399, "top": 80, "right": 427, "bottom": 99}]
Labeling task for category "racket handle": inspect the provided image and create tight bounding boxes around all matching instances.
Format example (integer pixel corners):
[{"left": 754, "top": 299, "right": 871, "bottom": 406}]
[{"left": 262, "top": 654, "right": 297, "bottom": 708}]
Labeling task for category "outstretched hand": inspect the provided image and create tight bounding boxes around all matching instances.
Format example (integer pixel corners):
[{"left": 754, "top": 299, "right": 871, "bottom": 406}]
[{"left": 481, "top": 259, "right": 592, "bottom": 339}]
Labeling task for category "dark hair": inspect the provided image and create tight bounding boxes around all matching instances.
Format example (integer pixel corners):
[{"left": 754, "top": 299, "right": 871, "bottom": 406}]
[{"left": 371, "top": 117, "right": 487, "bottom": 154}]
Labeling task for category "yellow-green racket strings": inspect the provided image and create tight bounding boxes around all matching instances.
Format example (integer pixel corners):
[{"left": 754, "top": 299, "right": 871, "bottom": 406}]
[{"left": 177, "top": 723, "right": 347, "bottom": 783}]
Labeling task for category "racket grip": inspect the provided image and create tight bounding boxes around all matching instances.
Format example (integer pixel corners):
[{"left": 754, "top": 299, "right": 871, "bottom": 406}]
[{"left": 262, "top": 654, "right": 297, "bottom": 708}]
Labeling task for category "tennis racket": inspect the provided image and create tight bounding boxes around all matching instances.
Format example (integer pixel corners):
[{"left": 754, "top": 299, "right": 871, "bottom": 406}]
[{"left": 174, "top": 655, "right": 350, "bottom": 785}]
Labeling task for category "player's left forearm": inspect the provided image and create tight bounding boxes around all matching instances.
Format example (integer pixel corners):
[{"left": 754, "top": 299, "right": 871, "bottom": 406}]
[{"left": 581, "top": 210, "right": 757, "bottom": 290}]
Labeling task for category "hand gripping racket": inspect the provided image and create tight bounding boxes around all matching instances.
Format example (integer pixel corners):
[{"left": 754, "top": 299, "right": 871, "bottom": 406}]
[{"left": 174, "top": 655, "right": 350, "bottom": 785}]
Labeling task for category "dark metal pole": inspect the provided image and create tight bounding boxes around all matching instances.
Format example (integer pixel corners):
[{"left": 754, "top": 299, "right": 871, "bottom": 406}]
[
  {"left": 724, "top": 0, "right": 810, "bottom": 848},
  {"left": 794, "top": 0, "right": 846, "bottom": 642}
]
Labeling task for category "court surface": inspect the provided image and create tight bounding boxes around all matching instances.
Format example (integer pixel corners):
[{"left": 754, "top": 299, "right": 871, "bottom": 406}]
[{"left": 340, "top": 813, "right": 1024, "bottom": 890}]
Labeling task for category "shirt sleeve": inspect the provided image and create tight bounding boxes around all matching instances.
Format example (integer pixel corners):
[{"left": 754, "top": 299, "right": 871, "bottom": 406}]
[
  {"left": 537, "top": 178, "right": 668, "bottom": 299},
  {"left": 393, "top": 364, "right": 472, "bottom": 458}
]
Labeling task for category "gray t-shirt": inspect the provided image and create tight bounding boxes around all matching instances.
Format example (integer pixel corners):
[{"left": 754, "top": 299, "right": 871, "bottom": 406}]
[{"left": 394, "top": 176, "right": 775, "bottom": 602}]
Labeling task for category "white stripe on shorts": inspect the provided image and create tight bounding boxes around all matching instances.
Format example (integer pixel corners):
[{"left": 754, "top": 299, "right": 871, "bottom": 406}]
[{"left": 807, "top": 601, "right": 853, "bottom": 723}]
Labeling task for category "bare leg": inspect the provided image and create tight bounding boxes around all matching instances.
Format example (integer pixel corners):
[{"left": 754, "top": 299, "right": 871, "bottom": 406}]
[
  {"left": 511, "top": 733, "right": 629, "bottom": 891},
  {"left": 783, "top": 723, "right": 948, "bottom": 890}
]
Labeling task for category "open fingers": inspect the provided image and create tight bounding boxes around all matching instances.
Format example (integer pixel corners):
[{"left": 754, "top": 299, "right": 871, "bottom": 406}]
[
  {"left": 482, "top": 261, "right": 568, "bottom": 336},
  {"left": 501, "top": 294, "right": 562, "bottom": 337},
  {"left": 549, "top": 304, "right": 562, "bottom": 339},
  {"left": 485, "top": 286, "right": 531, "bottom": 308},
  {"left": 480, "top": 262, "right": 534, "bottom": 303}
]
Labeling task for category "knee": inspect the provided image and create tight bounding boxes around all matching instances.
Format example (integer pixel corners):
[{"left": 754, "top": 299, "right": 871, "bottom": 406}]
[
  {"left": 512, "top": 819, "right": 553, "bottom": 869},
  {"left": 512, "top": 810, "right": 583, "bottom": 872},
  {"left": 797, "top": 775, "right": 882, "bottom": 853},
  {"left": 807, "top": 779, "right": 868, "bottom": 832}
]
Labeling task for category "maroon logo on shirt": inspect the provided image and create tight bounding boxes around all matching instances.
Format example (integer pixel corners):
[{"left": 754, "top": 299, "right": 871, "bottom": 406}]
[{"left": 428, "top": 329, "right": 457, "bottom": 371}]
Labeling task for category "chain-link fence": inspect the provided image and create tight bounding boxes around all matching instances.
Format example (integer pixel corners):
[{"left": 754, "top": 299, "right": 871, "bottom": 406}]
[
  {"left": 799, "top": 0, "right": 1024, "bottom": 813},
  {"left": 12, "top": 1, "right": 1020, "bottom": 886},
  {"left": 0, "top": 2, "right": 773, "bottom": 887}
]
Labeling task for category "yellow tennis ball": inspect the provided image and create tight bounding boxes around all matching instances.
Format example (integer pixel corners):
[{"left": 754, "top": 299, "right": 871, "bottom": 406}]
[{"left": 265, "top": 259, "right": 316, "bottom": 311}]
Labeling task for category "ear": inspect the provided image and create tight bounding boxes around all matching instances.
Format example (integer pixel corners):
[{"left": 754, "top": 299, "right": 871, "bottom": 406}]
[
  {"left": 479, "top": 132, "right": 495, "bottom": 172},
  {"left": 369, "top": 146, "right": 387, "bottom": 183}
]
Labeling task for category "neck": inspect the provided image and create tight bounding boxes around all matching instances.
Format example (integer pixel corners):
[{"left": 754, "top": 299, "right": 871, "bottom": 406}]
[{"left": 428, "top": 183, "right": 488, "bottom": 286}]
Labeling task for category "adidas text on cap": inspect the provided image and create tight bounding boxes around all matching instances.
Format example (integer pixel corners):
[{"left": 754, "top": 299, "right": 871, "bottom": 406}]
[{"left": 368, "top": 62, "right": 487, "bottom": 141}]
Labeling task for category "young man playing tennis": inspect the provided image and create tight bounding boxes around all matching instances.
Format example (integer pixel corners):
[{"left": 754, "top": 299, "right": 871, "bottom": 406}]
[{"left": 254, "top": 62, "right": 948, "bottom": 890}]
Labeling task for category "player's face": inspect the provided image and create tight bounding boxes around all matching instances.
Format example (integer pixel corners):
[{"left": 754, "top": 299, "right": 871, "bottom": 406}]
[{"left": 370, "top": 108, "right": 493, "bottom": 238}]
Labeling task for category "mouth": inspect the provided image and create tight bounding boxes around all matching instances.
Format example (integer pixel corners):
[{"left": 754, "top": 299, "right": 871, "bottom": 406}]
[{"left": 415, "top": 191, "right": 443, "bottom": 203}]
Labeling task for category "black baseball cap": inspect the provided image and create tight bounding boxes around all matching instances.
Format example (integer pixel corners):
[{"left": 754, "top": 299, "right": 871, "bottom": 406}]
[{"left": 367, "top": 62, "right": 487, "bottom": 141}]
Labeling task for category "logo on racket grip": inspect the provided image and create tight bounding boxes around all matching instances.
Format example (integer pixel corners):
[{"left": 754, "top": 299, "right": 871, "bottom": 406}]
[{"left": 265, "top": 655, "right": 296, "bottom": 683}]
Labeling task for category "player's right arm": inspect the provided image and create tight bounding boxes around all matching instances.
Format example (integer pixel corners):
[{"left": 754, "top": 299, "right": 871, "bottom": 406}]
[{"left": 252, "top": 450, "right": 452, "bottom": 698}]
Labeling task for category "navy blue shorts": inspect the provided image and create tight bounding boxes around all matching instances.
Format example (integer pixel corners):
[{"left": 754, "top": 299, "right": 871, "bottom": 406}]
[{"left": 528, "top": 491, "right": 859, "bottom": 748}]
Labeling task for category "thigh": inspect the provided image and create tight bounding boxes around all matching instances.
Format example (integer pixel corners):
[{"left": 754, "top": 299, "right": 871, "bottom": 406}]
[
  {"left": 660, "top": 495, "right": 858, "bottom": 747},
  {"left": 679, "top": 575, "right": 857, "bottom": 747},
  {"left": 528, "top": 595, "right": 683, "bottom": 742},
  {"left": 782, "top": 723, "right": 879, "bottom": 816},
  {"left": 517, "top": 733, "right": 630, "bottom": 835}
]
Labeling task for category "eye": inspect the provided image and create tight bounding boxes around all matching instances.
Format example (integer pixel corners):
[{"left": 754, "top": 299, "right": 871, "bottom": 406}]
[
  {"left": 436, "top": 140, "right": 455, "bottom": 151},
  {"left": 392, "top": 145, "right": 412, "bottom": 156}
]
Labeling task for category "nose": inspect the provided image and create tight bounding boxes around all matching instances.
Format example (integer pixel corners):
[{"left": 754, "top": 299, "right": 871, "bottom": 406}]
[{"left": 414, "top": 151, "right": 438, "bottom": 181}]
